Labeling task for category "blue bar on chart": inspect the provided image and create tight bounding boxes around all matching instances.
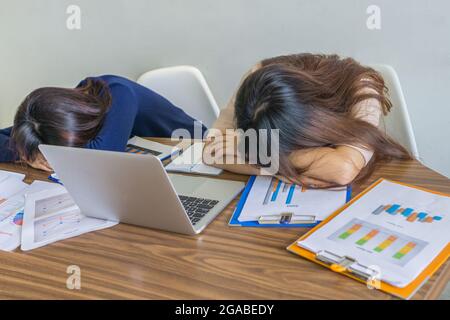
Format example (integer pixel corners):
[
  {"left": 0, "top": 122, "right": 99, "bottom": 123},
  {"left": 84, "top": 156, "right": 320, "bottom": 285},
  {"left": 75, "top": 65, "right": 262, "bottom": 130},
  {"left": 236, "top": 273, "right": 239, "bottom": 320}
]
[
  {"left": 271, "top": 180, "right": 282, "bottom": 202},
  {"left": 401, "top": 208, "right": 414, "bottom": 217},
  {"left": 417, "top": 212, "right": 428, "bottom": 221},
  {"left": 386, "top": 204, "right": 401, "bottom": 215},
  {"left": 286, "top": 184, "right": 296, "bottom": 204}
]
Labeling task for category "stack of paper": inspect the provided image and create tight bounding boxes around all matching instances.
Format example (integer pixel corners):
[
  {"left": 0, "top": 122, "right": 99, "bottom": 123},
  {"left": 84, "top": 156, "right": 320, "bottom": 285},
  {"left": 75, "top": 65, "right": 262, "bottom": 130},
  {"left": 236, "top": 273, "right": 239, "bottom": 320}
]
[{"left": 0, "top": 170, "right": 117, "bottom": 251}]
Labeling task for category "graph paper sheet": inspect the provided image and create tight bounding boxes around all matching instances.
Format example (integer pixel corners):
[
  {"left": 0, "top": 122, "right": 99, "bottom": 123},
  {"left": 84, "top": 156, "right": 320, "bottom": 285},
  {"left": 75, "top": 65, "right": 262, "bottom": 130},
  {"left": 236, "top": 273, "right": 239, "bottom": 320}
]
[
  {"left": 237, "top": 176, "right": 348, "bottom": 222},
  {"left": 0, "top": 180, "right": 61, "bottom": 251},
  {"left": 297, "top": 179, "right": 450, "bottom": 288},
  {"left": 21, "top": 187, "right": 117, "bottom": 251}
]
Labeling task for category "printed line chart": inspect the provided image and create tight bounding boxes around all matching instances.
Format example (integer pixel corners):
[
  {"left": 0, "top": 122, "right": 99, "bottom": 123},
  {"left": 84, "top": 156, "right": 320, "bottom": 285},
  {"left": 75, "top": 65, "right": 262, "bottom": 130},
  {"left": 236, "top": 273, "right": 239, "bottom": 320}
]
[{"left": 34, "top": 210, "right": 82, "bottom": 242}]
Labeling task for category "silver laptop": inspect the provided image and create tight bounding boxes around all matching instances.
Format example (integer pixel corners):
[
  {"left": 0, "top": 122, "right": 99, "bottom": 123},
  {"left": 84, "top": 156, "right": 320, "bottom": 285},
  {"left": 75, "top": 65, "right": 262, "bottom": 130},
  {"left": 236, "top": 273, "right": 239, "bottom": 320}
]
[{"left": 39, "top": 145, "right": 245, "bottom": 235}]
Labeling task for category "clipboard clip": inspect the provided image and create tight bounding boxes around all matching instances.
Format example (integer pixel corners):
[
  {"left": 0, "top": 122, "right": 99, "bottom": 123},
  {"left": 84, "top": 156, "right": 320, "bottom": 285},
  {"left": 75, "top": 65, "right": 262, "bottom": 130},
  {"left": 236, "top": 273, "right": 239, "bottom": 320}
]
[
  {"left": 316, "top": 250, "right": 379, "bottom": 282},
  {"left": 258, "top": 213, "right": 316, "bottom": 225}
]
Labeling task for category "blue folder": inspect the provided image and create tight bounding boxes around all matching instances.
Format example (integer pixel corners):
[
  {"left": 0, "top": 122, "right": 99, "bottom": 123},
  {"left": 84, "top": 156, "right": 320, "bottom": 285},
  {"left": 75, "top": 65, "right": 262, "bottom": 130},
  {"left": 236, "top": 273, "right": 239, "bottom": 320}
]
[{"left": 229, "top": 176, "right": 352, "bottom": 228}]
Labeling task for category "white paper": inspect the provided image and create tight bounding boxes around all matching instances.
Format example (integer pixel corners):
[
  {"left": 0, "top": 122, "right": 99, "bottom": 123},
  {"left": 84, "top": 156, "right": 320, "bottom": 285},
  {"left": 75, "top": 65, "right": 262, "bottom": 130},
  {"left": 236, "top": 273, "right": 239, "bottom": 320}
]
[
  {"left": 165, "top": 142, "right": 223, "bottom": 175},
  {"left": 0, "top": 176, "right": 28, "bottom": 205},
  {"left": 0, "top": 180, "right": 61, "bottom": 251},
  {"left": 0, "top": 170, "right": 25, "bottom": 183},
  {"left": 237, "top": 176, "right": 348, "bottom": 222},
  {"left": 21, "top": 187, "right": 117, "bottom": 251},
  {"left": 127, "top": 136, "right": 179, "bottom": 160},
  {"left": 298, "top": 179, "right": 450, "bottom": 288}
]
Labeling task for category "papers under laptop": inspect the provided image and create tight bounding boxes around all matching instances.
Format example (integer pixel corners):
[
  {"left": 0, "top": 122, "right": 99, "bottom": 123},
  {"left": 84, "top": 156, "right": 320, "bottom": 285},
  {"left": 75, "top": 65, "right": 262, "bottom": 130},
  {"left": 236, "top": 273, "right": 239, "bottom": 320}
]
[
  {"left": 165, "top": 142, "right": 223, "bottom": 176},
  {"left": 21, "top": 187, "right": 117, "bottom": 251}
]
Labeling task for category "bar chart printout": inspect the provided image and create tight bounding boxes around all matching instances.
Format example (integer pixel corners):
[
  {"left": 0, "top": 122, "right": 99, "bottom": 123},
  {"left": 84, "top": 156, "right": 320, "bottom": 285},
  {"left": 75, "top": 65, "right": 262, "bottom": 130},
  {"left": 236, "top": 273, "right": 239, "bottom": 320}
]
[
  {"left": 371, "top": 204, "right": 443, "bottom": 224},
  {"left": 236, "top": 175, "right": 349, "bottom": 223},
  {"left": 329, "top": 218, "right": 428, "bottom": 267},
  {"left": 263, "top": 178, "right": 304, "bottom": 205}
]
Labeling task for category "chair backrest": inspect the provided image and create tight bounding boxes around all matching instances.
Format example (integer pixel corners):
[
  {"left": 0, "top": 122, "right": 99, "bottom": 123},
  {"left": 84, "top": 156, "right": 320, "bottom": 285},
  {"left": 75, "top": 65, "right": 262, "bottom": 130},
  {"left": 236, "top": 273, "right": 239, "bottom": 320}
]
[
  {"left": 370, "top": 64, "right": 420, "bottom": 159},
  {"left": 137, "top": 66, "right": 220, "bottom": 128}
]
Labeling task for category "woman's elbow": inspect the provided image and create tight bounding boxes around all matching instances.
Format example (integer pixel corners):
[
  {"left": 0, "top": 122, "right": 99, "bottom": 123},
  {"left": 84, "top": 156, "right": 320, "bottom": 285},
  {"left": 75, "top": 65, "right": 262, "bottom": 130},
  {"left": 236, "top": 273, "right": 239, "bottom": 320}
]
[{"left": 331, "top": 160, "right": 361, "bottom": 185}]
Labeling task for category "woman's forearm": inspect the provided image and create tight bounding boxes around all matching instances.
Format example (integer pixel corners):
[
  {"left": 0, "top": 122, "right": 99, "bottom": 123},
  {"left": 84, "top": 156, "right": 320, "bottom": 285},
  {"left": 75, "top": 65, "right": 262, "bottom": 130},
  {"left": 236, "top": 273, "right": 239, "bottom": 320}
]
[{"left": 289, "top": 146, "right": 366, "bottom": 185}]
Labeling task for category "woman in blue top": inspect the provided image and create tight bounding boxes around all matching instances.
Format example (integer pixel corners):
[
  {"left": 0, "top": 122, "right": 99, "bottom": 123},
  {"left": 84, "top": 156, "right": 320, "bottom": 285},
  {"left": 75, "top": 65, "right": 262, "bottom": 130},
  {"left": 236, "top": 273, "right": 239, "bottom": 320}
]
[{"left": 0, "top": 75, "right": 206, "bottom": 171}]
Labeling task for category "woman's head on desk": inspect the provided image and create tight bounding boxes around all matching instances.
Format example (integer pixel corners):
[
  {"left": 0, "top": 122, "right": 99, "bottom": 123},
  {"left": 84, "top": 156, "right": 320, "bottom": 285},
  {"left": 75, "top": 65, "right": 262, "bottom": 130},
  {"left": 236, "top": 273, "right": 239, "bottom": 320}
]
[
  {"left": 11, "top": 78, "right": 112, "bottom": 170},
  {"left": 233, "top": 54, "right": 411, "bottom": 187}
]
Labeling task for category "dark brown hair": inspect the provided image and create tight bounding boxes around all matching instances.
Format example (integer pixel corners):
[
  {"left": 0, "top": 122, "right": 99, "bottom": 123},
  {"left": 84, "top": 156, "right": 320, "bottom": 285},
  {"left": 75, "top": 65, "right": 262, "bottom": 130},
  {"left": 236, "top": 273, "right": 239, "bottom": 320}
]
[
  {"left": 234, "top": 53, "right": 411, "bottom": 184},
  {"left": 12, "top": 78, "right": 112, "bottom": 161}
]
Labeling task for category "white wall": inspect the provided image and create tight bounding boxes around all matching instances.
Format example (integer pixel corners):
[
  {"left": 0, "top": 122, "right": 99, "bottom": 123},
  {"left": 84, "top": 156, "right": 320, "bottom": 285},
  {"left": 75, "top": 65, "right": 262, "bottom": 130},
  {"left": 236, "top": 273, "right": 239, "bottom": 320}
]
[{"left": 1, "top": 0, "right": 449, "bottom": 176}]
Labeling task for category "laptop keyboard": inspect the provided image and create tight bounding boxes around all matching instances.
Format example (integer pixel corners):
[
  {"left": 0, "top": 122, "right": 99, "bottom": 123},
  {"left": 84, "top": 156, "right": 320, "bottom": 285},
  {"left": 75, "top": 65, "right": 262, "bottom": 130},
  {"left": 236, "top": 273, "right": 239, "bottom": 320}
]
[{"left": 178, "top": 195, "right": 219, "bottom": 225}]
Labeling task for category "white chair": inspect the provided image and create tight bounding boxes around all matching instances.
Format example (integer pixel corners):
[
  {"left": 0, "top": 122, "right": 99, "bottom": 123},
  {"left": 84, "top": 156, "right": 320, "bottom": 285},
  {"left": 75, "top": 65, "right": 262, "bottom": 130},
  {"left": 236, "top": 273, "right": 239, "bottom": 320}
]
[
  {"left": 137, "top": 66, "right": 220, "bottom": 128},
  {"left": 370, "top": 64, "right": 420, "bottom": 159}
]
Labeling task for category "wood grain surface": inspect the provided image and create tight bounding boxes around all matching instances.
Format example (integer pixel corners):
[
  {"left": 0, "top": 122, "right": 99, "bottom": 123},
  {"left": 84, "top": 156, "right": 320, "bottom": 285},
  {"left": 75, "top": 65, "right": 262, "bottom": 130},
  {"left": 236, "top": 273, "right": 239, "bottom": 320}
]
[{"left": 0, "top": 138, "right": 448, "bottom": 300}]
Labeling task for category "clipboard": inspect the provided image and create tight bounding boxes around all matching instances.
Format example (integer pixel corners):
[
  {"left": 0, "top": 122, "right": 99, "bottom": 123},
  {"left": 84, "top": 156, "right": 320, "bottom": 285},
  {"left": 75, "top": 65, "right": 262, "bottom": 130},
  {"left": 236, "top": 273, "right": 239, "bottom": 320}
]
[
  {"left": 229, "top": 176, "right": 352, "bottom": 228},
  {"left": 287, "top": 178, "right": 450, "bottom": 299}
]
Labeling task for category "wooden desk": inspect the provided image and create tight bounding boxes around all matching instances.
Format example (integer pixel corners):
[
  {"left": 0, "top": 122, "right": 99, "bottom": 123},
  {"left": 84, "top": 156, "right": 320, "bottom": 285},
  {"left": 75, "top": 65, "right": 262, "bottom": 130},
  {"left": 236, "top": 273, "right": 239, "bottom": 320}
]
[{"left": 0, "top": 138, "right": 448, "bottom": 299}]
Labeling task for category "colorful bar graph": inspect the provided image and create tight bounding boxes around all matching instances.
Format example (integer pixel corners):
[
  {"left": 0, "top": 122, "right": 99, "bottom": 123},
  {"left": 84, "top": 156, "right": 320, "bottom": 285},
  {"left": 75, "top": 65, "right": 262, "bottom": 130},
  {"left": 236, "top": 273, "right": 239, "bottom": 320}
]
[
  {"left": 338, "top": 224, "right": 362, "bottom": 240},
  {"left": 373, "top": 204, "right": 443, "bottom": 224},
  {"left": 286, "top": 184, "right": 296, "bottom": 204},
  {"left": 374, "top": 235, "right": 397, "bottom": 252},
  {"left": 356, "top": 229, "right": 380, "bottom": 245},
  {"left": 271, "top": 180, "right": 282, "bottom": 202},
  {"left": 393, "top": 242, "right": 416, "bottom": 259}
]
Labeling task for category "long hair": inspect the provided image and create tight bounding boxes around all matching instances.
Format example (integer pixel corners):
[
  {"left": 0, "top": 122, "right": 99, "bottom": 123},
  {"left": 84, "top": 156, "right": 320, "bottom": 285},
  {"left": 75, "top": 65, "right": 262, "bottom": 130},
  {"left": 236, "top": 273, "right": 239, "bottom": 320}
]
[
  {"left": 234, "top": 53, "right": 411, "bottom": 184},
  {"left": 12, "top": 78, "right": 112, "bottom": 161}
]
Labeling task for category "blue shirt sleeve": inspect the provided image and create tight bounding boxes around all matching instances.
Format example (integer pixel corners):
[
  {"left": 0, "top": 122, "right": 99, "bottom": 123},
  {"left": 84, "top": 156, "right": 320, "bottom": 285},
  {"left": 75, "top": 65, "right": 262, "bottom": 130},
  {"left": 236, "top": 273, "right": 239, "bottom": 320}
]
[
  {"left": 86, "top": 83, "right": 138, "bottom": 151},
  {"left": 0, "top": 127, "right": 18, "bottom": 162}
]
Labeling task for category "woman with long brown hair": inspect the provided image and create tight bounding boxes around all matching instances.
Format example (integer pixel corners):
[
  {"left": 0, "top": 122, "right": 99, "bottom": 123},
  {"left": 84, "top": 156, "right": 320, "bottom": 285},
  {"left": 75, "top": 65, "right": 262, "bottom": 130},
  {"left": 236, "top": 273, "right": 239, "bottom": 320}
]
[
  {"left": 0, "top": 75, "right": 205, "bottom": 170},
  {"left": 203, "top": 53, "right": 411, "bottom": 187}
]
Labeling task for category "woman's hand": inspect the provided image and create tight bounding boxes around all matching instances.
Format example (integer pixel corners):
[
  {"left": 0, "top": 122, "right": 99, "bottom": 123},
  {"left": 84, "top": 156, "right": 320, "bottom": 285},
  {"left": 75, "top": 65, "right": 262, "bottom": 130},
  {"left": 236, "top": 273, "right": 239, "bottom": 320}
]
[{"left": 25, "top": 154, "right": 53, "bottom": 172}]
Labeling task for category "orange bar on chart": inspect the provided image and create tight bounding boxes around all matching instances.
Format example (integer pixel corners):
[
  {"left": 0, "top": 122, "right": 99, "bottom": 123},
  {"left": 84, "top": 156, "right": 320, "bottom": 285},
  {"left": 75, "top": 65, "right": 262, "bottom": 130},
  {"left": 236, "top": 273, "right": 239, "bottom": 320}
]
[
  {"left": 407, "top": 212, "right": 418, "bottom": 222},
  {"left": 394, "top": 242, "right": 416, "bottom": 259},
  {"left": 338, "top": 224, "right": 362, "bottom": 239},
  {"left": 374, "top": 235, "right": 398, "bottom": 252},
  {"left": 356, "top": 229, "right": 380, "bottom": 246},
  {"left": 424, "top": 216, "right": 433, "bottom": 223}
]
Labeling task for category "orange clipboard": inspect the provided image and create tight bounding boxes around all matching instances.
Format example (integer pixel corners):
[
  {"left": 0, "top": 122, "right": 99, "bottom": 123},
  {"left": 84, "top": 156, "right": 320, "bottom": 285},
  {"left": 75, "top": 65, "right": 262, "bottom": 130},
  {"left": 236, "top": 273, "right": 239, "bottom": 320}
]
[{"left": 287, "top": 178, "right": 450, "bottom": 299}]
